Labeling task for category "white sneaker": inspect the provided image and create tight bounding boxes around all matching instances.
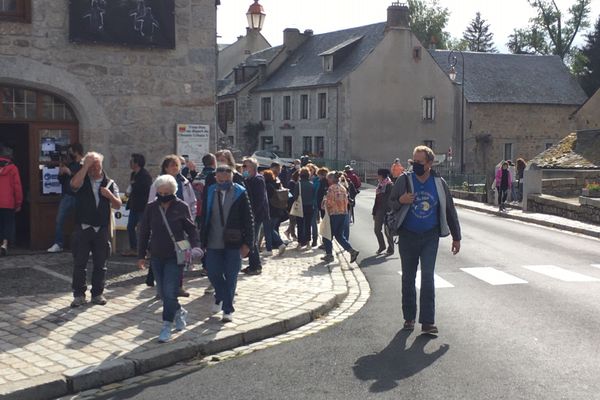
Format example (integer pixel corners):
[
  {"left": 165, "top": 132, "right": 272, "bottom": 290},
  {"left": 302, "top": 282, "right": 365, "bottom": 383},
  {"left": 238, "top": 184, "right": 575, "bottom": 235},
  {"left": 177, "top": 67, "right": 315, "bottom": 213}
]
[
  {"left": 263, "top": 251, "right": 273, "bottom": 256},
  {"left": 47, "top": 243, "right": 63, "bottom": 253},
  {"left": 211, "top": 301, "right": 222, "bottom": 314},
  {"left": 222, "top": 313, "right": 233, "bottom": 323},
  {"left": 278, "top": 244, "right": 287, "bottom": 256}
]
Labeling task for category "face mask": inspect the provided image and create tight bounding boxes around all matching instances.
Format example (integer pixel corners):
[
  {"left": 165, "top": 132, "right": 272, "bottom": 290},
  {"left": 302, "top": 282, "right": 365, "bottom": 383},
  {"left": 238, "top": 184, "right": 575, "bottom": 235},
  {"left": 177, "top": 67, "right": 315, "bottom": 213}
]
[
  {"left": 217, "top": 181, "right": 233, "bottom": 191},
  {"left": 413, "top": 163, "right": 426, "bottom": 177},
  {"left": 242, "top": 171, "right": 250, "bottom": 178},
  {"left": 157, "top": 194, "right": 176, "bottom": 203}
]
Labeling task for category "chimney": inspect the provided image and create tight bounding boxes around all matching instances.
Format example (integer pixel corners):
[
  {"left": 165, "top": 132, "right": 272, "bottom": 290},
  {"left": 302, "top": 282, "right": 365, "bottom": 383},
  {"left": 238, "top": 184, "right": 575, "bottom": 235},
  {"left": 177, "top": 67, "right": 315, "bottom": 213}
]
[
  {"left": 386, "top": 2, "right": 410, "bottom": 30},
  {"left": 283, "top": 28, "right": 310, "bottom": 53}
]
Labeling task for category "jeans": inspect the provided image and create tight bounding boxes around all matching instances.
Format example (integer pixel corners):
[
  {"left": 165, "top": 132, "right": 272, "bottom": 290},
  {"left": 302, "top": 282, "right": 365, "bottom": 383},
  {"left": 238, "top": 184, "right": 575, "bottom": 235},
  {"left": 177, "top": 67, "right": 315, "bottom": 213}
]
[
  {"left": 0, "top": 208, "right": 16, "bottom": 243},
  {"left": 497, "top": 188, "right": 508, "bottom": 206},
  {"left": 264, "top": 217, "right": 284, "bottom": 251},
  {"left": 510, "top": 184, "right": 517, "bottom": 202},
  {"left": 205, "top": 248, "right": 242, "bottom": 314},
  {"left": 71, "top": 226, "right": 110, "bottom": 298},
  {"left": 127, "top": 210, "right": 143, "bottom": 250},
  {"left": 311, "top": 207, "right": 319, "bottom": 244},
  {"left": 151, "top": 257, "right": 182, "bottom": 322},
  {"left": 297, "top": 206, "right": 314, "bottom": 246},
  {"left": 344, "top": 213, "right": 350, "bottom": 240},
  {"left": 398, "top": 227, "right": 440, "bottom": 325},
  {"left": 248, "top": 221, "right": 263, "bottom": 270},
  {"left": 54, "top": 195, "right": 76, "bottom": 247},
  {"left": 324, "top": 214, "right": 354, "bottom": 255},
  {"left": 373, "top": 211, "right": 393, "bottom": 252}
]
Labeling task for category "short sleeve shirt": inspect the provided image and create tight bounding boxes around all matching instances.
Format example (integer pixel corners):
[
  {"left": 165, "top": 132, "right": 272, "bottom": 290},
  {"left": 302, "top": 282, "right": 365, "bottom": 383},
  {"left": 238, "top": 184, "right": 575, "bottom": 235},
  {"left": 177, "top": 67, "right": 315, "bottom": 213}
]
[{"left": 402, "top": 174, "right": 439, "bottom": 234}]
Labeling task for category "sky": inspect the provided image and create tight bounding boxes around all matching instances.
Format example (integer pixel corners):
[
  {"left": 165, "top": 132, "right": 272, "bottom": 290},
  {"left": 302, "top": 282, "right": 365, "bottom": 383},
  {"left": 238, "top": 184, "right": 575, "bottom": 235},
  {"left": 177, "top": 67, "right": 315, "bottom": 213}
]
[{"left": 217, "top": 0, "right": 600, "bottom": 53}]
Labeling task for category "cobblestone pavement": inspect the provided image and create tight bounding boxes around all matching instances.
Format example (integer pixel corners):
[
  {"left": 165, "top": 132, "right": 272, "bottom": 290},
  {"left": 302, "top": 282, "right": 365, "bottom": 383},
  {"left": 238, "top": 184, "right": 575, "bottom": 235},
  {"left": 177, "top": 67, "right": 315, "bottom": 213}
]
[
  {"left": 0, "top": 242, "right": 363, "bottom": 400},
  {"left": 64, "top": 248, "right": 371, "bottom": 400}
]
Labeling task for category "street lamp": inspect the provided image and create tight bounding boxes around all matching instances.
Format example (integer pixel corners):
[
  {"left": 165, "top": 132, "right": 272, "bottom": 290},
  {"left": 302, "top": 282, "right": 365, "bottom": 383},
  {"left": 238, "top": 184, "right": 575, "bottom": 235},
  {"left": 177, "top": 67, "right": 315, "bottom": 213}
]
[
  {"left": 247, "top": 0, "right": 266, "bottom": 31},
  {"left": 448, "top": 50, "right": 465, "bottom": 174}
]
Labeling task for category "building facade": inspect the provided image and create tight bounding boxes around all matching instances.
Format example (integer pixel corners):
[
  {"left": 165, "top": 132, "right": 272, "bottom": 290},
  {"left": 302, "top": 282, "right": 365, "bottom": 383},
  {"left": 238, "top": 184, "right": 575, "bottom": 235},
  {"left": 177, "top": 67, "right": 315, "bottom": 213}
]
[{"left": 0, "top": 0, "right": 218, "bottom": 248}]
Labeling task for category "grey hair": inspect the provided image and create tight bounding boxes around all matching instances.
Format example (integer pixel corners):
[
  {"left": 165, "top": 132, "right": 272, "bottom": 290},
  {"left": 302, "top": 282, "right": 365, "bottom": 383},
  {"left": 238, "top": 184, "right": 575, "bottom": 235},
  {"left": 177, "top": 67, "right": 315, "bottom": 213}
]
[
  {"left": 243, "top": 157, "right": 259, "bottom": 170},
  {"left": 154, "top": 174, "right": 178, "bottom": 194},
  {"left": 84, "top": 151, "right": 104, "bottom": 164}
]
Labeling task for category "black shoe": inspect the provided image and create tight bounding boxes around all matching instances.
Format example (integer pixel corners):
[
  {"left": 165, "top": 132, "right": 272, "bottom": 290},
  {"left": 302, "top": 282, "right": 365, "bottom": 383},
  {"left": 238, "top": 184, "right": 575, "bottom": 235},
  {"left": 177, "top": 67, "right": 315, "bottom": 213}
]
[
  {"left": 421, "top": 324, "right": 439, "bottom": 335},
  {"left": 318, "top": 244, "right": 326, "bottom": 250},
  {"left": 177, "top": 288, "right": 191, "bottom": 297},
  {"left": 322, "top": 254, "right": 335, "bottom": 263},
  {"left": 242, "top": 268, "right": 262, "bottom": 276},
  {"left": 386, "top": 249, "right": 394, "bottom": 256},
  {"left": 349, "top": 250, "right": 360, "bottom": 263},
  {"left": 376, "top": 247, "right": 386, "bottom": 255},
  {"left": 311, "top": 241, "right": 318, "bottom": 248},
  {"left": 91, "top": 295, "right": 107, "bottom": 306},
  {"left": 0, "top": 246, "right": 6, "bottom": 257},
  {"left": 145, "top": 279, "right": 155, "bottom": 287}
]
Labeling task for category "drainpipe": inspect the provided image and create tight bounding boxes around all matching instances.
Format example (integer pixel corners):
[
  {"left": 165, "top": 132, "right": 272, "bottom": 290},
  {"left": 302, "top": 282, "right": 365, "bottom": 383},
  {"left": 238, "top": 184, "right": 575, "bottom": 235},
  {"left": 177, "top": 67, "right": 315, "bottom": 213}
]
[{"left": 335, "top": 85, "right": 340, "bottom": 168}]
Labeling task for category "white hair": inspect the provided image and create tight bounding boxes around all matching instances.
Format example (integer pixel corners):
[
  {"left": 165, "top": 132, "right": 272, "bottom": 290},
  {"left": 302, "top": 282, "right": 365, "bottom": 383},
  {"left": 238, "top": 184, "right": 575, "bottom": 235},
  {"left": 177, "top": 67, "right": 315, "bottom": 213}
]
[
  {"left": 84, "top": 151, "right": 104, "bottom": 164},
  {"left": 154, "top": 174, "right": 177, "bottom": 194}
]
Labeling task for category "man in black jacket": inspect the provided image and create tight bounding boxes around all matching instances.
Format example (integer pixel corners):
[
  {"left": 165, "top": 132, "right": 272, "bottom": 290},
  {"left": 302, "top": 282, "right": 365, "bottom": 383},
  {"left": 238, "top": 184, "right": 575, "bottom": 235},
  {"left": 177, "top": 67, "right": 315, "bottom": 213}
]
[
  {"left": 241, "top": 157, "right": 269, "bottom": 275},
  {"left": 201, "top": 165, "right": 254, "bottom": 323},
  {"left": 70, "top": 152, "right": 122, "bottom": 308},
  {"left": 123, "top": 153, "right": 152, "bottom": 257}
]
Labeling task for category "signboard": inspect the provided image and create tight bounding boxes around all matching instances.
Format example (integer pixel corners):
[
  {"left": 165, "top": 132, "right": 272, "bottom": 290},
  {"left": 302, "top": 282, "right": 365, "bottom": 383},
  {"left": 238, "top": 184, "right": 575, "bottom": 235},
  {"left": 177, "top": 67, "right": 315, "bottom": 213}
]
[
  {"left": 69, "top": 0, "right": 176, "bottom": 49},
  {"left": 42, "top": 167, "right": 62, "bottom": 195},
  {"left": 113, "top": 205, "right": 129, "bottom": 230},
  {"left": 176, "top": 124, "right": 210, "bottom": 163}
]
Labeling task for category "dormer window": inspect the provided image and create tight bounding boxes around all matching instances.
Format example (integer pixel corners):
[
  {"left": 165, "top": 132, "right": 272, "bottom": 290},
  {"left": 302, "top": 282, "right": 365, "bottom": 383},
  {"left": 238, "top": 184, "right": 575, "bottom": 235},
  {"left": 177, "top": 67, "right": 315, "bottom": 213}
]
[
  {"left": 319, "top": 36, "right": 363, "bottom": 73},
  {"left": 323, "top": 55, "right": 333, "bottom": 72}
]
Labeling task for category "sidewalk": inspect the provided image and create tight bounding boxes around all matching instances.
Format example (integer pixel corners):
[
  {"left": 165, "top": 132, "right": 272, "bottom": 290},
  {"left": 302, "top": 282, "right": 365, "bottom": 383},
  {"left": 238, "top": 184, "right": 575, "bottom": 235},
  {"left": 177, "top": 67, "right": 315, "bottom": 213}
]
[
  {"left": 0, "top": 245, "right": 359, "bottom": 400},
  {"left": 454, "top": 198, "right": 600, "bottom": 238}
]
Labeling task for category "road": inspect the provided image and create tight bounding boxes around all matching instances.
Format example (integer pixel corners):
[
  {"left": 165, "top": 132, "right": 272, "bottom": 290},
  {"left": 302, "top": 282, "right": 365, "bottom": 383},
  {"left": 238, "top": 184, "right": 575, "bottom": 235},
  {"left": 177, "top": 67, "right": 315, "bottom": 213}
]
[{"left": 102, "top": 188, "right": 600, "bottom": 400}]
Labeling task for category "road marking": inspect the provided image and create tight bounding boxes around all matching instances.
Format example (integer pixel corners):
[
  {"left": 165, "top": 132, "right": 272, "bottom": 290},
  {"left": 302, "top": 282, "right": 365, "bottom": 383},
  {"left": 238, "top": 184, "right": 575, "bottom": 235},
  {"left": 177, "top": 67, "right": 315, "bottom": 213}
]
[
  {"left": 397, "top": 271, "right": 454, "bottom": 288},
  {"left": 461, "top": 267, "right": 528, "bottom": 285},
  {"left": 523, "top": 265, "right": 600, "bottom": 282},
  {"left": 31, "top": 265, "right": 72, "bottom": 283}
]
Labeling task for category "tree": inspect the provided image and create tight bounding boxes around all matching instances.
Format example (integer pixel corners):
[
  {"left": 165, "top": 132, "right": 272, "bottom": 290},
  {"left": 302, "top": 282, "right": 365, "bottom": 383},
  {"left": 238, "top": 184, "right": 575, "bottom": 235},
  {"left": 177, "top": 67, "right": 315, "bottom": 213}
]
[
  {"left": 507, "top": 0, "right": 591, "bottom": 61},
  {"left": 463, "top": 12, "right": 496, "bottom": 52},
  {"left": 407, "top": 0, "right": 450, "bottom": 50},
  {"left": 573, "top": 16, "right": 600, "bottom": 96},
  {"left": 447, "top": 37, "right": 469, "bottom": 51}
]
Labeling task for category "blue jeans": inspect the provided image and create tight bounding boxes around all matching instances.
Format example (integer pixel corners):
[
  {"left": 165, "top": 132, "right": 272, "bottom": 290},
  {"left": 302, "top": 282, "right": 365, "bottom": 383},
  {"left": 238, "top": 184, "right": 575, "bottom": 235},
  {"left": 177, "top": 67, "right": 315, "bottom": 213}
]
[
  {"left": 344, "top": 213, "right": 350, "bottom": 240},
  {"left": 54, "top": 195, "right": 76, "bottom": 247},
  {"left": 324, "top": 214, "right": 354, "bottom": 255},
  {"left": 311, "top": 207, "right": 319, "bottom": 243},
  {"left": 248, "top": 221, "right": 263, "bottom": 270},
  {"left": 127, "top": 210, "right": 143, "bottom": 250},
  {"left": 264, "top": 217, "right": 284, "bottom": 251},
  {"left": 205, "top": 249, "right": 242, "bottom": 314},
  {"left": 150, "top": 257, "right": 182, "bottom": 322},
  {"left": 398, "top": 227, "right": 440, "bottom": 325}
]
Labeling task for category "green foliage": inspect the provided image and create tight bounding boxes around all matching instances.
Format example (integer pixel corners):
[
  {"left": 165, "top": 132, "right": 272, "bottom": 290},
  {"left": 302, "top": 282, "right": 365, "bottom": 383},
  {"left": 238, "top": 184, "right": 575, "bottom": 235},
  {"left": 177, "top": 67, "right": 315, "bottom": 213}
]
[
  {"left": 407, "top": 0, "right": 450, "bottom": 49},
  {"left": 447, "top": 37, "right": 469, "bottom": 52},
  {"left": 462, "top": 12, "right": 496, "bottom": 52},
  {"left": 573, "top": 16, "right": 600, "bottom": 96}
]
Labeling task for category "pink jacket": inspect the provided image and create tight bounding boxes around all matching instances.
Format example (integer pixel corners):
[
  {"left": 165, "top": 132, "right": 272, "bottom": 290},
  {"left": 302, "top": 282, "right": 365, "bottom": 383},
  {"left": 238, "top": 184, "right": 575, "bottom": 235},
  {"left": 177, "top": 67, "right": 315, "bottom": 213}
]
[
  {"left": 0, "top": 157, "right": 23, "bottom": 210},
  {"left": 495, "top": 168, "right": 513, "bottom": 189}
]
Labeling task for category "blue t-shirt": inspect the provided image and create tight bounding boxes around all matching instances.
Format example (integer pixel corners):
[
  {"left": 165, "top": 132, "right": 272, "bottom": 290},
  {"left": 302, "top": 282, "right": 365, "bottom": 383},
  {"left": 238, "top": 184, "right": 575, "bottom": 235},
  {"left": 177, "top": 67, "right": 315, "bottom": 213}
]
[{"left": 402, "top": 174, "right": 440, "bottom": 233}]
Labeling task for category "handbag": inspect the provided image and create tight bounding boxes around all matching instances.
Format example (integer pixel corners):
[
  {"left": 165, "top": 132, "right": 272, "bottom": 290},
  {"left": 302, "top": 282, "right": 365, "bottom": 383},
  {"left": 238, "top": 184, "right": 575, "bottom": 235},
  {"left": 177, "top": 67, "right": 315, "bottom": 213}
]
[
  {"left": 159, "top": 206, "right": 191, "bottom": 265},
  {"left": 289, "top": 183, "right": 304, "bottom": 218},
  {"left": 270, "top": 188, "right": 290, "bottom": 210},
  {"left": 218, "top": 191, "right": 243, "bottom": 246}
]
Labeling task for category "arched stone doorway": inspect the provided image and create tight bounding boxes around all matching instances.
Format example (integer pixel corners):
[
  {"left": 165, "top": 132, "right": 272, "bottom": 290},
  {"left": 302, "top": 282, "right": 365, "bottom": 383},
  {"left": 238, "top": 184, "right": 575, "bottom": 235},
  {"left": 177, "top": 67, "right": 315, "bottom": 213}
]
[{"left": 0, "top": 85, "right": 79, "bottom": 249}]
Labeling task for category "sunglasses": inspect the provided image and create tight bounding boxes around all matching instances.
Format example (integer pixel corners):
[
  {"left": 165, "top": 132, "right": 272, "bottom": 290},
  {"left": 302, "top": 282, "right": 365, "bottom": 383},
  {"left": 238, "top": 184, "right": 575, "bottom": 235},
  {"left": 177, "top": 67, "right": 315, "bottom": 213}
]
[{"left": 216, "top": 167, "right": 232, "bottom": 173}]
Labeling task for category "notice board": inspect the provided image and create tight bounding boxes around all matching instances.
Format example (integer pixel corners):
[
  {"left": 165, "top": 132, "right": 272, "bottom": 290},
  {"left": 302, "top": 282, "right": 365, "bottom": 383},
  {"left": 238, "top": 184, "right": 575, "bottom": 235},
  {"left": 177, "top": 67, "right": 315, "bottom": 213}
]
[{"left": 176, "top": 124, "right": 210, "bottom": 163}]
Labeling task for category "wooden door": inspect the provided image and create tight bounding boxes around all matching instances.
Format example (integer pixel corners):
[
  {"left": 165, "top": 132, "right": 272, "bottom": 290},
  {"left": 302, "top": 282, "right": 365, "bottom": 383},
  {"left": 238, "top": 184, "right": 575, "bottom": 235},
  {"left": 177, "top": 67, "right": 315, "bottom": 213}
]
[{"left": 28, "top": 123, "right": 79, "bottom": 249}]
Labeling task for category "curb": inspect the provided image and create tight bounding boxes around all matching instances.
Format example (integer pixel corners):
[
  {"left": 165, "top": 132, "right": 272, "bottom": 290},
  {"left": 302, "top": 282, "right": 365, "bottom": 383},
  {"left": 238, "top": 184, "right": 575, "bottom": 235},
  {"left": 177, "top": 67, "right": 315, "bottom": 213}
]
[
  {"left": 456, "top": 202, "right": 600, "bottom": 239},
  {"left": 0, "top": 255, "right": 351, "bottom": 400}
]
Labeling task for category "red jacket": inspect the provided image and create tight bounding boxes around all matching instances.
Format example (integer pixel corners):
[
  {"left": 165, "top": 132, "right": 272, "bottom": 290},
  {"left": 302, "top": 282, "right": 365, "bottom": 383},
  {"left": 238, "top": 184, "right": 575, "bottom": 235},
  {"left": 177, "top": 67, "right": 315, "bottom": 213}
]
[{"left": 0, "top": 157, "right": 23, "bottom": 210}]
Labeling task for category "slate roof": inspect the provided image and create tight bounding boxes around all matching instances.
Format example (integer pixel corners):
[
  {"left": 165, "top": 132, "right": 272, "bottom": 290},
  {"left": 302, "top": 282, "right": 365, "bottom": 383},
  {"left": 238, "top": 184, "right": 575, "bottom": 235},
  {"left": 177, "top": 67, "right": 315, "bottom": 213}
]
[
  {"left": 254, "top": 22, "right": 387, "bottom": 92},
  {"left": 429, "top": 50, "right": 587, "bottom": 105},
  {"left": 530, "top": 130, "right": 600, "bottom": 169}
]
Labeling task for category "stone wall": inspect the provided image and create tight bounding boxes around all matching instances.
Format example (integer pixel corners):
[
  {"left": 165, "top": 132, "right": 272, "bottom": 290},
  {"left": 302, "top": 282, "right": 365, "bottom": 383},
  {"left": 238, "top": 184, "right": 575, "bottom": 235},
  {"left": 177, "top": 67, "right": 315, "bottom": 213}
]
[
  {"left": 540, "top": 170, "right": 600, "bottom": 197},
  {"left": 449, "top": 189, "right": 487, "bottom": 203},
  {"left": 0, "top": 0, "right": 217, "bottom": 186},
  {"left": 528, "top": 194, "right": 600, "bottom": 225}
]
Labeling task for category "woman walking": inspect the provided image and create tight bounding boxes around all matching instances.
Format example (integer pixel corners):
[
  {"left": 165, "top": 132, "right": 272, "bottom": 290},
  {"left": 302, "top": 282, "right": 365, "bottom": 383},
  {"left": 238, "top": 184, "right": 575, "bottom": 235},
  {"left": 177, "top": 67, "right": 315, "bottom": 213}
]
[
  {"left": 292, "top": 167, "right": 314, "bottom": 249},
  {"left": 264, "top": 169, "right": 287, "bottom": 256},
  {"left": 495, "top": 161, "right": 512, "bottom": 212},
  {"left": 373, "top": 168, "right": 394, "bottom": 255},
  {"left": 321, "top": 171, "right": 359, "bottom": 264},
  {"left": 137, "top": 175, "right": 200, "bottom": 343},
  {"left": 0, "top": 147, "right": 22, "bottom": 257},
  {"left": 284, "top": 170, "right": 299, "bottom": 241}
]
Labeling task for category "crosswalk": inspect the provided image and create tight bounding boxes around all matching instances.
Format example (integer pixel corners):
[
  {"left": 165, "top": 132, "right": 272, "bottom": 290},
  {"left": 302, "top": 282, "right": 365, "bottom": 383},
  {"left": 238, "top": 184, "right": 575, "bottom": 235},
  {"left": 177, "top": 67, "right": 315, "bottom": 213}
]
[{"left": 397, "top": 264, "right": 600, "bottom": 289}]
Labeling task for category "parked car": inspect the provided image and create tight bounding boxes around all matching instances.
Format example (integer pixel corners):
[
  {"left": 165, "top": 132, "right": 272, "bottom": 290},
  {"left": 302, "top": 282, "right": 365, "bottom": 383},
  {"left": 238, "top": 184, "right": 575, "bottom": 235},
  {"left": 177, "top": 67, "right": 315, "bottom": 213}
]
[{"left": 251, "top": 150, "right": 295, "bottom": 167}]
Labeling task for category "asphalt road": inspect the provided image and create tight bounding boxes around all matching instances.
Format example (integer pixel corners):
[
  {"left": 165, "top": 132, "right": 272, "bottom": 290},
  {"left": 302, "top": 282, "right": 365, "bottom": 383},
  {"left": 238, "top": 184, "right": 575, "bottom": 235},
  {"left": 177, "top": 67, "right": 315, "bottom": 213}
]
[{"left": 104, "top": 189, "right": 600, "bottom": 400}]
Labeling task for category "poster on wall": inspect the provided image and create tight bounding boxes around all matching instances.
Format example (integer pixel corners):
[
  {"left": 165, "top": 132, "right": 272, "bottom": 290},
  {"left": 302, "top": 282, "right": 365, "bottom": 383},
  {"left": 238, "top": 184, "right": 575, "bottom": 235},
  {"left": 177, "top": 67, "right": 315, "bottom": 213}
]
[
  {"left": 42, "top": 167, "right": 62, "bottom": 195},
  {"left": 113, "top": 205, "right": 129, "bottom": 230},
  {"left": 69, "top": 0, "right": 176, "bottom": 49},
  {"left": 176, "top": 124, "right": 210, "bottom": 163}
]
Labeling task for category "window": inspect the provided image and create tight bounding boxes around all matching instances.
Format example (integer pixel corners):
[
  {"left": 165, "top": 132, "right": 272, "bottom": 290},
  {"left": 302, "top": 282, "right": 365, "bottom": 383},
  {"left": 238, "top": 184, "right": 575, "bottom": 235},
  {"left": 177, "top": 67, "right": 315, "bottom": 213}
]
[
  {"left": 283, "top": 136, "right": 293, "bottom": 157},
  {"left": 261, "top": 136, "right": 273, "bottom": 150},
  {"left": 413, "top": 46, "right": 422, "bottom": 61},
  {"left": 283, "top": 96, "right": 291, "bottom": 120},
  {"left": 422, "top": 97, "right": 435, "bottom": 121},
  {"left": 302, "top": 136, "right": 312, "bottom": 155},
  {"left": 323, "top": 55, "right": 333, "bottom": 72},
  {"left": 0, "top": 0, "right": 31, "bottom": 22},
  {"left": 217, "top": 101, "right": 234, "bottom": 133},
  {"left": 1, "top": 87, "right": 36, "bottom": 119},
  {"left": 315, "top": 136, "right": 325, "bottom": 157},
  {"left": 318, "top": 93, "right": 327, "bottom": 119},
  {"left": 423, "top": 140, "right": 434, "bottom": 151},
  {"left": 261, "top": 97, "right": 272, "bottom": 121},
  {"left": 41, "top": 95, "right": 75, "bottom": 121},
  {"left": 300, "top": 94, "right": 309, "bottom": 120},
  {"left": 504, "top": 143, "right": 513, "bottom": 161}
]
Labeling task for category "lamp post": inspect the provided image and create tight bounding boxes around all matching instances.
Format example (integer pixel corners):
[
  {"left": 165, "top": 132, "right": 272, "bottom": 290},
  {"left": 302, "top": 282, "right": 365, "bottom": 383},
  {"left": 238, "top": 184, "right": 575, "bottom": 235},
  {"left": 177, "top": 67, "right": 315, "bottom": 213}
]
[
  {"left": 448, "top": 50, "right": 465, "bottom": 174},
  {"left": 247, "top": 0, "right": 266, "bottom": 31}
]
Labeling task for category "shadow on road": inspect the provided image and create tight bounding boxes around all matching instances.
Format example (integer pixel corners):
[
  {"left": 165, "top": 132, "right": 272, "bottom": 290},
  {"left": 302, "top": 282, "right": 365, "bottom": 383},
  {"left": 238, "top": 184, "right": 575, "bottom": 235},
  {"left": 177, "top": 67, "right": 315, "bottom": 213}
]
[{"left": 353, "top": 330, "right": 449, "bottom": 393}]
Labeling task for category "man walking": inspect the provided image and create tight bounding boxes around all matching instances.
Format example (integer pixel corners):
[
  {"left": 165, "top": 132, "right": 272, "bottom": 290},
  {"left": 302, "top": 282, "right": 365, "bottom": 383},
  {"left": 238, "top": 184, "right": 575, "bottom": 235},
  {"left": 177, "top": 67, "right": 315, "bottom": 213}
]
[
  {"left": 70, "top": 152, "right": 122, "bottom": 307},
  {"left": 122, "top": 153, "right": 152, "bottom": 257},
  {"left": 388, "top": 146, "right": 461, "bottom": 335},
  {"left": 241, "top": 157, "right": 268, "bottom": 275},
  {"left": 48, "top": 144, "right": 84, "bottom": 253}
]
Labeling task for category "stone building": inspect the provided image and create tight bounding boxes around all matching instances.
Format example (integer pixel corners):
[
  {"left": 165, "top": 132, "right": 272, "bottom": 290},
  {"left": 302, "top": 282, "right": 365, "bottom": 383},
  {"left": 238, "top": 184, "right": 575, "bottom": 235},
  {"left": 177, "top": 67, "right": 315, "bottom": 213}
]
[
  {"left": 571, "top": 87, "right": 600, "bottom": 130},
  {"left": 0, "top": 0, "right": 218, "bottom": 249}
]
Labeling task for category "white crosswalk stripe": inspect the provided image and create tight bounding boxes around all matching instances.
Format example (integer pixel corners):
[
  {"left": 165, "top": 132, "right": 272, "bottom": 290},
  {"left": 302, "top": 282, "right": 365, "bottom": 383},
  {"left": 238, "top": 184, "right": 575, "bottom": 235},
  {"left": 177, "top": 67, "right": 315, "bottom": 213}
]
[
  {"left": 523, "top": 265, "right": 600, "bottom": 282},
  {"left": 461, "top": 267, "right": 528, "bottom": 285},
  {"left": 397, "top": 271, "right": 455, "bottom": 288}
]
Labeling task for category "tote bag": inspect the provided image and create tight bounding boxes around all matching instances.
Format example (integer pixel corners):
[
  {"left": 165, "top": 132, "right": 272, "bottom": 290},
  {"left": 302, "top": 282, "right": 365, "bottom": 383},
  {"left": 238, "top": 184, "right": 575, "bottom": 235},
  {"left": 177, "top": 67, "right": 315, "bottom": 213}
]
[
  {"left": 319, "top": 209, "right": 332, "bottom": 241},
  {"left": 289, "top": 183, "right": 304, "bottom": 218}
]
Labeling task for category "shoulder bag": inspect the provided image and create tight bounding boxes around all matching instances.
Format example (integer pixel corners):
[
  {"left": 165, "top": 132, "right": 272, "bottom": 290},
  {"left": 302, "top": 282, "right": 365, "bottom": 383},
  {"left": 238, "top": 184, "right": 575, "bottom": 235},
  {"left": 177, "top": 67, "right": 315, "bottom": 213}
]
[{"left": 159, "top": 206, "right": 191, "bottom": 265}]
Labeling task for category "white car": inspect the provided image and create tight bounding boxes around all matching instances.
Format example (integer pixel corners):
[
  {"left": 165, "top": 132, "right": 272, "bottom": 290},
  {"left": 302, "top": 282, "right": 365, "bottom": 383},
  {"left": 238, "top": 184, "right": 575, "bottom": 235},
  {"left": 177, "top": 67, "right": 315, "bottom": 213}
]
[{"left": 251, "top": 150, "right": 295, "bottom": 168}]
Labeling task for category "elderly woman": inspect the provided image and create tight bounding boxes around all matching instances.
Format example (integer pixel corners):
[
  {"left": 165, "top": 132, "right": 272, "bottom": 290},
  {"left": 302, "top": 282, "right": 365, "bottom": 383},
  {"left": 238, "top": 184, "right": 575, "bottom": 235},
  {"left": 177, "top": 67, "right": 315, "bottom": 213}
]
[
  {"left": 137, "top": 175, "right": 200, "bottom": 343},
  {"left": 200, "top": 165, "right": 254, "bottom": 323}
]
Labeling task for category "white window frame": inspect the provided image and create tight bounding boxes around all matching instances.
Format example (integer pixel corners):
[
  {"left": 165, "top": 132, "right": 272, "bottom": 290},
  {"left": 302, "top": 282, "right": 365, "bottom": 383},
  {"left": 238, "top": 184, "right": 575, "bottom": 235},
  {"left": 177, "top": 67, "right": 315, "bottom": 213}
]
[
  {"left": 261, "top": 96, "right": 272, "bottom": 121},
  {"left": 422, "top": 97, "right": 435, "bottom": 121}
]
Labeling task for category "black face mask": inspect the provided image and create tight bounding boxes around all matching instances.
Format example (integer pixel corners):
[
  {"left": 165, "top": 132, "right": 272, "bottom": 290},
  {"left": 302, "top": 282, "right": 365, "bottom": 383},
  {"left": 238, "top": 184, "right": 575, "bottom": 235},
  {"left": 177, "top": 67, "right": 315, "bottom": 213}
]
[
  {"left": 412, "top": 163, "right": 426, "bottom": 177},
  {"left": 157, "top": 194, "right": 176, "bottom": 203}
]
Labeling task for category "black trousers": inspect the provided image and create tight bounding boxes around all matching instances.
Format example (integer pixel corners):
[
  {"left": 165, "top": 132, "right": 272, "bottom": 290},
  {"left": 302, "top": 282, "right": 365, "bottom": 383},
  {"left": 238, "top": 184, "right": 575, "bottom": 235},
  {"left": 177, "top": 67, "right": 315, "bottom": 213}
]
[
  {"left": 297, "top": 206, "right": 314, "bottom": 246},
  {"left": 497, "top": 188, "right": 508, "bottom": 206},
  {"left": 0, "top": 208, "right": 15, "bottom": 243},
  {"left": 71, "top": 226, "right": 110, "bottom": 298},
  {"left": 373, "top": 211, "right": 393, "bottom": 252}
]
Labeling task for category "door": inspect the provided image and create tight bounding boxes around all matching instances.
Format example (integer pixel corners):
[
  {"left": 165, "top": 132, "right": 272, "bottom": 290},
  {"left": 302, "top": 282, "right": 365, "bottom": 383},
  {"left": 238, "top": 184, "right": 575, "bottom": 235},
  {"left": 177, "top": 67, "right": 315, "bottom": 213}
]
[{"left": 29, "top": 123, "right": 79, "bottom": 249}]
